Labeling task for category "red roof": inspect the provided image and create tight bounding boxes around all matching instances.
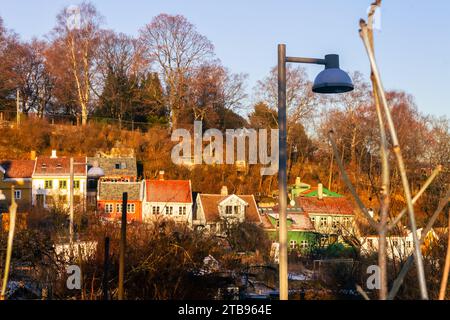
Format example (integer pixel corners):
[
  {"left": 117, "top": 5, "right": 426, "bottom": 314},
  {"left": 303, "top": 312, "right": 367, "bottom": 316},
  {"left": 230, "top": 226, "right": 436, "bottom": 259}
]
[
  {"left": 295, "top": 197, "right": 355, "bottom": 216},
  {"left": 198, "top": 194, "right": 261, "bottom": 224},
  {"left": 146, "top": 180, "right": 192, "bottom": 203},
  {"left": 0, "top": 160, "right": 35, "bottom": 179},
  {"left": 33, "top": 157, "right": 87, "bottom": 176}
]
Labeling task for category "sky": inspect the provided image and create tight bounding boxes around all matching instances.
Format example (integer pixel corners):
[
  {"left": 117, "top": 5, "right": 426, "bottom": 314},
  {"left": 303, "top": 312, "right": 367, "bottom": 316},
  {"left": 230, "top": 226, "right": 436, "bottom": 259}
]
[{"left": 0, "top": 0, "right": 449, "bottom": 117}]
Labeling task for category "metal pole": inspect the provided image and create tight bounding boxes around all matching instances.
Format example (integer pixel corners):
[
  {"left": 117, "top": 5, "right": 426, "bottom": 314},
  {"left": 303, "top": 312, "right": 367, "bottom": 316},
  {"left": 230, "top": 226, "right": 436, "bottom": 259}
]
[
  {"left": 118, "top": 192, "right": 127, "bottom": 300},
  {"left": 277, "top": 44, "right": 288, "bottom": 300},
  {"left": 69, "top": 157, "right": 74, "bottom": 244},
  {"left": 102, "top": 236, "right": 110, "bottom": 300}
]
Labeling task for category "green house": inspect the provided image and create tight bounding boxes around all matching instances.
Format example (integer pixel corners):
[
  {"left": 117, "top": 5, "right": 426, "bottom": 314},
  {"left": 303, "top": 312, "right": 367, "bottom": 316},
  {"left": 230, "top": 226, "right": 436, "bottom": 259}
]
[{"left": 260, "top": 206, "right": 320, "bottom": 253}]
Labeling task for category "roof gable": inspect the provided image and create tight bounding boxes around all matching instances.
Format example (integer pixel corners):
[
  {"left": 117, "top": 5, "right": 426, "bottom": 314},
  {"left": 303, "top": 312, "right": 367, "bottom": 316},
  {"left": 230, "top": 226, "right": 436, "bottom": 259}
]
[
  {"left": 219, "top": 194, "right": 248, "bottom": 206},
  {"left": 198, "top": 194, "right": 261, "bottom": 224}
]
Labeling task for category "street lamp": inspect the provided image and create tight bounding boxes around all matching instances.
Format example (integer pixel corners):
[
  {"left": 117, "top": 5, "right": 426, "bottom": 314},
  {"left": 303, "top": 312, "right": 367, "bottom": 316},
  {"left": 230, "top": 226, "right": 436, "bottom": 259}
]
[{"left": 277, "top": 44, "right": 353, "bottom": 300}]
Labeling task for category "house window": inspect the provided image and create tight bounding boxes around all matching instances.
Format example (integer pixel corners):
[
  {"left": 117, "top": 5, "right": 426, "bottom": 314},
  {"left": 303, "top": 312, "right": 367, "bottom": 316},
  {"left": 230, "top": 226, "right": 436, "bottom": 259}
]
[
  {"left": 116, "top": 203, "right": 123, "bottom": 213},
  {"left": 290, "top": 240, "right": 297, "bottom": 250},
  {"left": 310, "top": 217, "right": 316, "bottom": 224},
  {"left": 127, "top": 203, "right": 135, "bottom": 213},
  {"left": 44, "top": 180, "right": 53, "bottom": 189},
  {"left": 225, "top": 206, "right": 233, "bottom": 214},
  {"left": 343, "top": 217, "right": 350, "bottom": 227},
  {"left": 105, "top": 203, "right": 114, "bottom": 214},
  {"left": 121, "top": 162, "right": 127, "bottom": 169},
  {"left": 234, "top": 205, "right": 241, "bottom": 215},
  {"left": 392, "top": 240, "right": 399, "bottom": 247},
  {"left": 153, "top": 206, "right": 160, "bottom": 215},
  {"left": 14, "top": 190, "right": 22, "bottom": 200},
  {"left": 406, "top": 241, "right": 412, "bottom": 249},
  {"left": 300, "top": 240, "right": 308, "bottom": 249},
  {"left": 115, "top": 163, "right": 121, "bottom": 169},
  {"left": 74, "top": 180, "right": 80, "bottom": 190},
  {"left": 166, "top": 206, "right": 173, "bottom": 215},
  {"left": 332, "top": 218, "right": 339, "bottom": 229},
  {"left": 320, "top": 217, "right": 328, "bottom": 227},
  {"left": 368, "top": 239, "right": 374, "bottom": 247},
  {"left": 59, "top": 180, "right": 67, "bottom": 189}
]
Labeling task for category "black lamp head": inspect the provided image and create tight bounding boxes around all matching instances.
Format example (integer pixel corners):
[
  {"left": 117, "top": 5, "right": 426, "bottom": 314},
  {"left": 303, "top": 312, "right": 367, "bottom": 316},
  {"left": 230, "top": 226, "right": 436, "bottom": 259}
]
[{"left": 312, "top": 54, "right": 354, "bottom": 94}]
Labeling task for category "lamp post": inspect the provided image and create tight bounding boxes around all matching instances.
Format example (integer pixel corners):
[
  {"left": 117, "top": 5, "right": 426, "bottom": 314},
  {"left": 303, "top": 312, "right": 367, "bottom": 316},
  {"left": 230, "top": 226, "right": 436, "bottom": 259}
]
[{"left": 277, "top": 44, "right": 353, "bottom": 300}]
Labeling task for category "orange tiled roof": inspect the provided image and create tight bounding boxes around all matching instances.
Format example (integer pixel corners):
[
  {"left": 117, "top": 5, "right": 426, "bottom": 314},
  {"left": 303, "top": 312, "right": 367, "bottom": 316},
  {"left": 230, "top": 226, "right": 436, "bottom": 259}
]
[
  {"left": 146, "top": 180, "right": 192, "bottom": 203},
  {"left": 0, "top": 160, "right": 35, "bottom": 179},
  {"left": 33, "top": 157, "right": 87, "bottom": 176},
  {"left": 198, "top": 194, "right": 261, "bottom": 224},
  {"left": 295, "top": 197, "right": 355, "bottom": 216}
]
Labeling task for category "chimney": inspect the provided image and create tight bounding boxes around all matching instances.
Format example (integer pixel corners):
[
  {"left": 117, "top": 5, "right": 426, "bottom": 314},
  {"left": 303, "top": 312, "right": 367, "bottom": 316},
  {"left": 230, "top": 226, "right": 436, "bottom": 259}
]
[
  {"left": 158, "top": 170, "right": 165, "bottom": 181},
  {"left": 50, "top": 150, "right": 57, "bottom": 159},
  {"left": 220, "top": 186, "right": 228, "bottom": 196},
  {"left": 318, "top": 183, "right": 323, "bottom": 200},
  {"left": 30, "top": 150, "right": 36, "bottom": 160},
  {"left": 295, "top": 177, "right": 301, "bottom": 187}
]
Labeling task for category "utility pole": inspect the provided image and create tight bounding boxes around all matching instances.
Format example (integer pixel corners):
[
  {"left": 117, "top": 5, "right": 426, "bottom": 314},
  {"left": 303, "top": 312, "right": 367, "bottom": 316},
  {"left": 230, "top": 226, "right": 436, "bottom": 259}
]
[
  {"left": 16, "top": 89, "right": 20, "bottom": 127},
  {"left": 69, "top": 157, "right": 74, "bottom": 244},
  {"left": 118, "top": 192, "right": 127, "bottom": 300}
]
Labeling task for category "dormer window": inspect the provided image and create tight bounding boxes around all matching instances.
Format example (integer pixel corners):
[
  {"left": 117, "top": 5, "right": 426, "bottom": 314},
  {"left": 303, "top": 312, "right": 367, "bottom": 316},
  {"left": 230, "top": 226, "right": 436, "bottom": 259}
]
[
  {"left": 115, "top": 163, "right": 120, "bottom": 169},
  {"left": 56, "top": 163, "right": 62, "bottom": 169},
  {"left": 225, "top": 206, "right": 233, "bottom": 214}
]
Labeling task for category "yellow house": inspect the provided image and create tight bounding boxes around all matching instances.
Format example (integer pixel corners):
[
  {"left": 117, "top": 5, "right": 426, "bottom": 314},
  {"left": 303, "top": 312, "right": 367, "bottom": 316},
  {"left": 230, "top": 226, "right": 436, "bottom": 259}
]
[
  {"left": 31, "top": 151, "right": 87, "bottom": 209},
  {"left": 0, "top": 160, "right": 35, "bottom": 213}
]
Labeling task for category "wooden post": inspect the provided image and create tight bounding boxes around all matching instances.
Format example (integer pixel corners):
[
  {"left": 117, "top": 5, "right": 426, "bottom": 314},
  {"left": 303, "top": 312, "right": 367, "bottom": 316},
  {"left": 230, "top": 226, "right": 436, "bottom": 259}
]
[
  {"left": 0, "top": 186, "right": 18, "bottom": 300},
  {"left": 102, "top": 237, "right": 110, "bottom": 300},
  {"left": 118, "top": 192, "right": 127, "bottom": 300}
]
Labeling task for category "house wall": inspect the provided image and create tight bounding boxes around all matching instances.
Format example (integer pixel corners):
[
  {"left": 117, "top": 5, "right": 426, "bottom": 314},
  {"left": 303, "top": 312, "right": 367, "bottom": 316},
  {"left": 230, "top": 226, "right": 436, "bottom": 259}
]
[
  {"left": 309, "top": 213, "right": 355, "bottom": 234},
  {"left": 98, "top": 200, "right": 142, "bottom": 222},
  {"left": 0, "top": 177, "right": 32, "bottom": 213},
  {"left": 266, "top": 230, "right": 320, "bottom": 252},
  {"left": 31, "top": 176, "right": 87, "bottom": 209},
  {"left": 142, "top": 201, "right": 192, "bottom": 224}
]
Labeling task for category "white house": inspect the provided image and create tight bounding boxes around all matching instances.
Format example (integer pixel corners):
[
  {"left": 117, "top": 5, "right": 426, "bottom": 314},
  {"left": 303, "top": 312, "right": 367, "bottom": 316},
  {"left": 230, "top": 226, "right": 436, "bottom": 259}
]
[
  {"left": 193, "top": 186, "right": 261, "bottom": 234},
  {"left": 142, "top": 171, "right": 193, "bottom": 224},
  {"left": 31, "top": 151, "right": 87, "bottom": 209},
  {"left": 359, "top": 228, "right": 438, "bottom": 260}
]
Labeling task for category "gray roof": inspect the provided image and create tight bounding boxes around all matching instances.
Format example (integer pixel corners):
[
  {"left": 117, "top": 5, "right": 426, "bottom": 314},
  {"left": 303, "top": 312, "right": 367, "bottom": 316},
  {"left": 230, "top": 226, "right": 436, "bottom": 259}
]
[
  {"left": 87, "top": 157, "right": 137, "bottom": 178},
  {"left": 98, "top": 182, "right": 143, "bottom": 201}
]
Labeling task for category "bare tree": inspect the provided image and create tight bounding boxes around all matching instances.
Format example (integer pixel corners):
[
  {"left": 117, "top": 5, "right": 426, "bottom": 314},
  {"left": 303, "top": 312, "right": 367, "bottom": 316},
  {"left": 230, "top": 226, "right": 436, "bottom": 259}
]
[
  {"left": 255, "top": 64, "right": 318, "bottom": 125},
  {"left": 139, "top": 14, "right": 215, "bottom": 128},
  {"left": 48, "top": 2, "right": 103, "bottom": 125}
]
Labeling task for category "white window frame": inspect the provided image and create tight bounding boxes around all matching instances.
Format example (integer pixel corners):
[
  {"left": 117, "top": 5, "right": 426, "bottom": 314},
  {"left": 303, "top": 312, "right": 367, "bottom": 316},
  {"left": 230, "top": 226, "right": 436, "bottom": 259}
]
[
  {"left": 105, "top": 203, "right": 113, "bottom": 214},
  {"left": 289, "top": 240, "right": 297, "bottom": 250},
  {"left": 300, "top": 240, "right": 309, "bottom": 249},
  {"left": 116, "top": 203, "right": 122, "bottom": 213},
  {"left": 14, "top": 190, "right": 22, "bottom": 200},
  {"left": 127, "top": 203, "right": 135, "bottom": 214}
]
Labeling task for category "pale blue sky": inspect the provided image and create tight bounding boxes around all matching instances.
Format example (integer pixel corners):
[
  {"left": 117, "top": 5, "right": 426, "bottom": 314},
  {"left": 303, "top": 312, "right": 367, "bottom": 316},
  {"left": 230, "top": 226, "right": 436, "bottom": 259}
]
[{"left": 0, "top": 0, "right": 448, "bottom": 117}]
